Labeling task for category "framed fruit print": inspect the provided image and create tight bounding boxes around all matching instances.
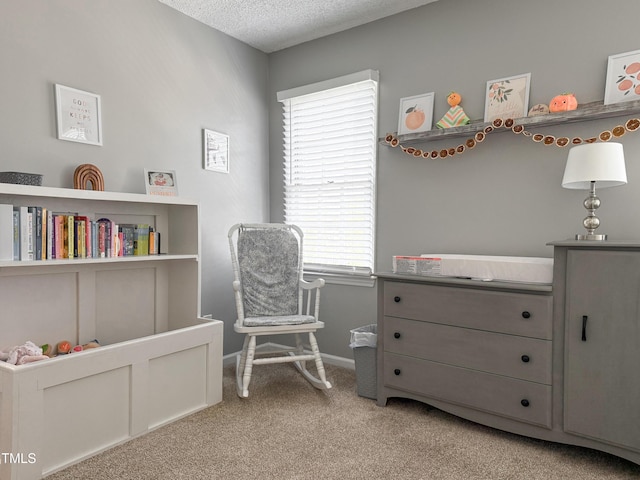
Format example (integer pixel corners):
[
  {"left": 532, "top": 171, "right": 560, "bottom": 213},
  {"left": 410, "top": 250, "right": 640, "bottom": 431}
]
[
  {"left": 604, "top": 49, "right": 640, "bottom": 105},
  {"left": 397, "top": 92, "right": 434, "bottom": 135},
  {"left": 484, "top": 73, "right": 531, "bottom": 122}
]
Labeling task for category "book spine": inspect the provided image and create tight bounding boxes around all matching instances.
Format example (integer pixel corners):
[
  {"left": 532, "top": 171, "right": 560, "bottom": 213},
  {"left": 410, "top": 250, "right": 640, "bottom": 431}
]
[
  {"left": 97, "top": 220, "right": 107, "bottom": 258},
  {"left": 54, "top": 215, "right": 64, "bottom": 259},
  {"left": 66, "top": 215, "right": 74, "bottom": 259},
  {"left": 27, "top": 209, "right": 34, "bottom": 260},
  {"left": 149, "top": 228, "right": 156, "bottom": 255},
  {"left": 111, "top": 221, "right": 118, "bottom": 257},
  {"left": 134, "top": 224, "right": 150, "bottom": 256},
  {"left": 17, "top": 206, "right": 29, "bottom": 260},
  {"left": 105, "top": 221, "right": 111, "bottom": 257},
  {"left": 52, "top": 215, "right": 58, "bottom": 259},
  {"left": 12, "top": 208, "right": 19, "bottom": 260},
  {"left": 74, "top": 216, "right": 90, "bottom": 259},
  {"left": 133, "top": 225, "right": 140, "bottom": 255},
  {"left": 73, "top": 218, "right": 80, "bottom": 258},
  {"left": 46, "top": 209, "right": 53, "bottom": 260},
  {"left": 91, "top": 221, "right": 97, "bottom": 258},
  {"left": 81, "top": 220, "right": 87, "bottom": 258},
  {"left": 119, "top": 225, "right": 135, "bottom": 256},
  {"left": 41, "top": 207, "right": 47, "bottom": 260},
  {"left": 0, "top": 204, "right": 13, "bottom": 261},
  {"left": 118, "top": 231, "right": 124, "bottom": 257},
  {"left": 85, "top": 219, "right": 92, "bottom": 259},
  {"left": 29, "top": 207, "right": 43, "bottom": 261},
  {"left": 74, "top": 218, "right": 87, "bottom": 258}
]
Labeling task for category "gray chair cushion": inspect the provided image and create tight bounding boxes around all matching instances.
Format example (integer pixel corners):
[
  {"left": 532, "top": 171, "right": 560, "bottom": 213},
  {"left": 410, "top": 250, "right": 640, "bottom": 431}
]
[
  {"left": 243, "top": 314, "right": 316, "bottom": 327},
  {"left": 238, "top": 227, "right": 299, "bottom": 318}
]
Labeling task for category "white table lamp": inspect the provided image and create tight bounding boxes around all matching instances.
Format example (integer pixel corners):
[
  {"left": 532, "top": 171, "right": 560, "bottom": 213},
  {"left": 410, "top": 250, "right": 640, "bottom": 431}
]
[{"left": 562, "top": 142, "right": 627, "bottom": 240}]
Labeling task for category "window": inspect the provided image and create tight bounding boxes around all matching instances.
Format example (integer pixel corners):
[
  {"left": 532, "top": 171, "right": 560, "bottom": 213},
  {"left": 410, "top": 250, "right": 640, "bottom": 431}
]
[{"left": 277, "top": 70, "right": 378, "bottom": 281}]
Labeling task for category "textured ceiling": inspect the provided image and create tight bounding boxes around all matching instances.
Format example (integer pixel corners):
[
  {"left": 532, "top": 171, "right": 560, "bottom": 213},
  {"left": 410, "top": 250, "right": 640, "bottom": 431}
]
[{"left": 158, "top": 0, "right": 439, "bottom": 53}]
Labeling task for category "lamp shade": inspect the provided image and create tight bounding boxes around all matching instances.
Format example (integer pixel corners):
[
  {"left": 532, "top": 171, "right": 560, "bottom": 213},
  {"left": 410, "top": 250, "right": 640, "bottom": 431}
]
[{"left": 562, "top": 142, "right": 627, "bottom": 189}]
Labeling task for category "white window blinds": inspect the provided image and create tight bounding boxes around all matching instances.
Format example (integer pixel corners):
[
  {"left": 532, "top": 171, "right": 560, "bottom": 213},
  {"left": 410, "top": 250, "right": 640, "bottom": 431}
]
[{"left": 278, "top": 70, "right": 378, "bottom": 275}]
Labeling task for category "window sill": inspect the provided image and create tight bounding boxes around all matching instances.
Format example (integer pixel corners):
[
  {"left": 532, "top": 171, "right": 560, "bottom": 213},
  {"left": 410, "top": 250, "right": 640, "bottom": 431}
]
[{"left": 303, "top": 271, "right": 376, "bottom": 288}]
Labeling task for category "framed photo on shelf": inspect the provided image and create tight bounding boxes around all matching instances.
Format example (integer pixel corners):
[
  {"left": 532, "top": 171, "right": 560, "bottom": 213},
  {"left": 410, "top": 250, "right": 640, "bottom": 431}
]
[
  {"left": 55, "top": 84, "right": 103, "bottom": 146},
  {"left": 604, "top": 49, "right": 640, "bottom": 105},
  {"left": 145, "top": 169, "right": 178, "bottom": 196},
  {"left": 397, "top": 92, "right": 434, "bottom": 135},
  {"left": 484, "top": 73, "right": 531, "bottom": 122},
  {"left": 203, "top": 129, "right": 229, "bottom": 173}
]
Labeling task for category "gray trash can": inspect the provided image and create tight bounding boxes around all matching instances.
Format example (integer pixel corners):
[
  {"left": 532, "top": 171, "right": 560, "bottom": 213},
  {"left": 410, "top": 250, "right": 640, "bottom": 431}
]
[{"left": 349, "top": 324, "right": 377, "bottom": 400}]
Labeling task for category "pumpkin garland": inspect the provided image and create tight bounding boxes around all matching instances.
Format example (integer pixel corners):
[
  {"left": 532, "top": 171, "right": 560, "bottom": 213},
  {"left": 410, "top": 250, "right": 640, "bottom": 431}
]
[{"left": 384, "top": 116, "right": 640, "bottom": 159}]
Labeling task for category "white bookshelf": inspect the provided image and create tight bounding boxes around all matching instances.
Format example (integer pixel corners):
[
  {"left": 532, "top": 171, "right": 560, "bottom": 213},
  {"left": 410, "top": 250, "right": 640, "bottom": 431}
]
[{"left": 0, "top": 184, "right": 223, "bottom": 479}]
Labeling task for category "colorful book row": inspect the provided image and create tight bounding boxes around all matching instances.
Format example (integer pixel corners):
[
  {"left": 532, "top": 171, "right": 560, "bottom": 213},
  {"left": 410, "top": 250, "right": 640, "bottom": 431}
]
[{"left": 0, "top": 204, "right": 161, "bottom": 261}]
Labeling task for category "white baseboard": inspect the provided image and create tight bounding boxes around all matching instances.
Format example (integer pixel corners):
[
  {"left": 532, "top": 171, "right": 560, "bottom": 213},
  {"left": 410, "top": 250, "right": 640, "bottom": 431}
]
[
  {"left": 320, "top": 351, "right": 355, "bottom": 370},
  {"left": 223, "top": 342, "right": 355, "bottom": 370}
]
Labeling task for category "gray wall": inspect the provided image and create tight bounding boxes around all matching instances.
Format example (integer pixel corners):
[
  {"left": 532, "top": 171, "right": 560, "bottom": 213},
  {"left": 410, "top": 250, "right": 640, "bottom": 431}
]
[
  {"left": 269, "top": 0, "right": 640, "bottom": 359},
  {"left": 0, "top": 0, "right": 269, "bottom": 354}
]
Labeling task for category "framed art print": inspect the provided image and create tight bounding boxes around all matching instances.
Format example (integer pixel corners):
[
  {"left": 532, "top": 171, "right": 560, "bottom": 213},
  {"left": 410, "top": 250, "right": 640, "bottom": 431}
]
[
  {"left": 484, "top": 73, "right": 531, "bottom": 122},
  {"left": 604, "top": 49, "right": 640, "bottom": 105},
  {"left": 145, "top": 169, "right": 178, "bottom": 196},
  {"left": 397, "top": 93, "right": 434, "bottom": 135},
  {"left": 55, "top": 84, "right": 103, "bottom": 146},
  {"left": 203, "top": 129, "right": 229, "bottom": 173}
]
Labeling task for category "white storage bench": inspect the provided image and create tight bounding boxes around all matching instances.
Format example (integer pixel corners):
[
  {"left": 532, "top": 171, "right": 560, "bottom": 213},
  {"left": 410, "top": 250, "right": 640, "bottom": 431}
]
[{"left": 0, "top": 318, "right": 222, "bottom": 479}]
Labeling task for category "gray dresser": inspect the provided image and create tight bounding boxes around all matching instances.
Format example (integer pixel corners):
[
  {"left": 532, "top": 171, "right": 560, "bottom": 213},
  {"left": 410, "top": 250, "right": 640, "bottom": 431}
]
[{"left": 376, "top": 241, "right": 640, "bottom": 465}]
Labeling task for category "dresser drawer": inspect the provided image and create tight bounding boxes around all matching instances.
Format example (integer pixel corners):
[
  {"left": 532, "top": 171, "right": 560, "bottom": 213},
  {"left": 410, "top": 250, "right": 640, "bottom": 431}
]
[
  {"left": 384, "top": 353, "right": 552, "bottom": 427},
  {"left": 384, "top": 316, "right": 552, "bottom": 384},
  {"left": 384, "top": 281, "right": 552, "bottom": 339}
]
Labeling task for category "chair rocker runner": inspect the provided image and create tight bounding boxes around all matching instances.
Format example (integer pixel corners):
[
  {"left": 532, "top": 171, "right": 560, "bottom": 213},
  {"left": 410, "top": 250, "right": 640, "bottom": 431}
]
[{"left": 228, "top": 223, "right": 332, "bottom": 398}]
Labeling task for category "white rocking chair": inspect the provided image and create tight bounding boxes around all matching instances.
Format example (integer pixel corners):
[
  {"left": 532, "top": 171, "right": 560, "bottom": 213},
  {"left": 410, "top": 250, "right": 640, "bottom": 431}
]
[{"left": 228, "top": 223, "right": 332, "bottom": 398}]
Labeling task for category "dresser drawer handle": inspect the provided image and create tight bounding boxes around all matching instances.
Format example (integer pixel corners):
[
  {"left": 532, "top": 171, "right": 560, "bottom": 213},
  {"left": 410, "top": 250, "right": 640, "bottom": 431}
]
[
  {"left": 521, "top": 399, "right": 530, "bottom": 407},
  {"left": 394, "top": 296, "right": 401, "bottom": 303},
  {"left": 394, "top": 332, "right": 401, "bottom": 339},
  {"left": 521, "top": 355, "right": 530, "bottom": 363},
  {"left": 521, "top": 311, "right": 531, "bottom": 319},
  {"left": 394, "top": 368, "right": 402, "bottom": 376}
]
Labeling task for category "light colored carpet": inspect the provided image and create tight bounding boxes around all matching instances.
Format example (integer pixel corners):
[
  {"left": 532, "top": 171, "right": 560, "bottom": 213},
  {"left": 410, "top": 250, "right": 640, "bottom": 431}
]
[{"left": 46, "top": 363, "right": 640, "bottom": 479}]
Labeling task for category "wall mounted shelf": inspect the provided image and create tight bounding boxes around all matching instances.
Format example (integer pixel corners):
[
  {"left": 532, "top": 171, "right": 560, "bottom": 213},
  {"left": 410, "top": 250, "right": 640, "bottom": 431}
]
[{"left": 380, "top": 99, "right": 640, "bottom": 147}]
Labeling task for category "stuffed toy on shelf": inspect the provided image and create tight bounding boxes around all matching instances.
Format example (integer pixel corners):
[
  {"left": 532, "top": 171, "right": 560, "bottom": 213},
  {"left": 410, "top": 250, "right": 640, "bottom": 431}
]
[
  {"left": 437, "top": 92, "right": 471, "bottom": 128},
  {"left": 549, "top": 93, "right": 578, "bottom": 112}
]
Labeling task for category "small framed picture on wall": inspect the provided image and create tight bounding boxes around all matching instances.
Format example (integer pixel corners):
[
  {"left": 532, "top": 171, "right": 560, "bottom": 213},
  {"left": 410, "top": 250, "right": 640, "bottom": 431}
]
[
  {"left": 203, "top": 129, "right": 229, "bottom": 173},
  {"left": 604, "top": 49, "right": 640, "bottom": 105},
  {"left": 397, "top": 93, "right": 435, "bottom": 135},
  {"left": 55, "top": 84, "right": 103, "bottom": 146},
  {"left": 484, "top": 73, "right": 531, "bottom": 122}
]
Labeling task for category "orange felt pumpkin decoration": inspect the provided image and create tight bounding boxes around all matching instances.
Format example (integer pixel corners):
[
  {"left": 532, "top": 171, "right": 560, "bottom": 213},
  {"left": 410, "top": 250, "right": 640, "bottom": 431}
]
[{"left": 549, "top": 93, "right": 578, "bottom": 112}]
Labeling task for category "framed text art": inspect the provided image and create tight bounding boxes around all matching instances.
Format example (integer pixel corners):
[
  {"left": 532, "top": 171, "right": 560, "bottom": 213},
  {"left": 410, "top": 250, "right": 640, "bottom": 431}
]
[
  {"left": 604, "top": 49, "right": 640, "bottom": 105},
  {"left": 145, "top": 169, "right": 178, "bottom": 196},
  {"left": 55, "top": 84, "right": 103, "bottom": 146},
  {"left": 203, "top": 129, "right": 229, "bottom": 173},
  {"left": 397, "top": 93, "right": 435, "bottom": 135},
  {"left": 484, "top": 73, "right": 531, "bottom": 122}
]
